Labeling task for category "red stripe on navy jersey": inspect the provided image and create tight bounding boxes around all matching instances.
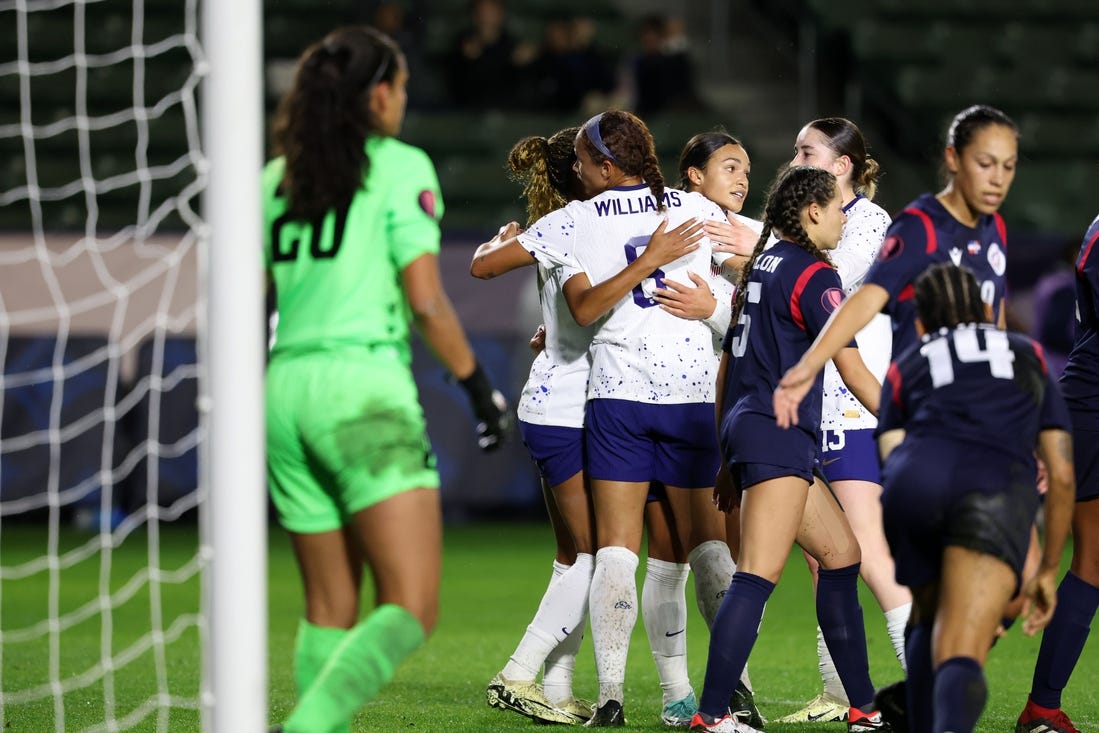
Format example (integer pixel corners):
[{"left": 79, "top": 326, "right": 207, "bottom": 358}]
[
  {"left": 898, "top": 284, "right": 915, "bottom": 301},
  {"left": 790, "top": 260, "right": 831, "bottom": 332},
  {"left": 904, "top": 207, "right": 937, "bottom": 254},
  {"left": 993, "top": 212, "right": 1008, "bottom": 249},
  {"left": 1031, "top": 338, "right": 1050, "bottom": 376},
  {"left": 887, "top": 361, "right": 903, "bottom": 410},
  {"left": 1078, "top": 228, "right": 1099, "bottom": 276}
]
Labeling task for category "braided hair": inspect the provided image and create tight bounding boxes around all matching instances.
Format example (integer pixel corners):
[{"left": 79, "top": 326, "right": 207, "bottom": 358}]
[
  {"left": 507, "top": 126, "right": 583, "bottom": 226},
  {"left": 577, "top": 110, "right": 666, "bottom": 211},
  {"left": 913, "top": 263, "right": 988, "bottom": 332},
  {"left": 731, "top": 166, "right": 838, "bottom": 325},
  {"left": 272, "top": 26, "right": 401, "bottom": 220}
]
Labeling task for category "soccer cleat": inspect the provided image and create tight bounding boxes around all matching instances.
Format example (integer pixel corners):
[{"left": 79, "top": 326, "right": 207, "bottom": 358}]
[
  {"left": 585, "top": 699, "right": 626, "bottom": 727},
  {"left": 848, "top": 708, "right": 889, "bottom": 733},
  {"left": 661, "top": 692, "right": 699, "bottom": 727},
  {"left": 549, "top": 696, "right": 596, "bottom": 724},
  {"left": 873, "top": 681, "right": 907, "bottom": 733},
  {"left": 1015, "top": 698, "right": 1080, "bottom": 733},
  {"left": 730, "top": 680, "right": 766, "bottom": 729},
  {"left": 689, "top": 712, "right": 763, "bottom": 733},
  {"left": 486, "top": 673, "right": 580, "bottom": 724},
  {"left": 775, "top": 692, "right": 849, "bottom": 724}
]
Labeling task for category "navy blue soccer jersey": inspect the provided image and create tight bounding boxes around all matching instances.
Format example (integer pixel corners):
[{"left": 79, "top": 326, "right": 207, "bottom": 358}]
[
  {"left": 1060, "top": 215, "right": 1099, "bottom": 430},
  {"left": 866, "top": 193, "right": 1008, "bottom": 356},
  {"left": 878, "top": 324, "right": 1072, "bottom": 478},
  {"left": 720, "top": 240, "right": 846, "bottom": 463}
]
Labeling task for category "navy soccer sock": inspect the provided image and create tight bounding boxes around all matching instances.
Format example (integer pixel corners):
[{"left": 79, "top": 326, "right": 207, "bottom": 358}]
[
  {"left": 932, "top": 657, "right": 986, "bottom": 733},
  {"left": 697, "top": 571, "right": 774, "bottom": 718},
  {"left": 817, "top": 563, "right": 874, "bottom": 709},
  {"left": 906, "top": 623, "right": 933, "bottom": 733},
  {"left": 1030, "top": 571, "right": 1099, "bottom": 709}
]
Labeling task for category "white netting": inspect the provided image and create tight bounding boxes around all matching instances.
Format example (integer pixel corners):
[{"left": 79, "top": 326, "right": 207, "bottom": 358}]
[{"left": 0, "top": 0, "right": 208, "bottom": 730}]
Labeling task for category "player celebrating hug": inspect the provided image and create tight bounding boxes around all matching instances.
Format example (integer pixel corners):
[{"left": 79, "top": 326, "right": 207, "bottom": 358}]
[
  {"left": 691, "top": 166, "right": 883, "bottom": 733},
  {"left": 520, "top": 110, "right": 739, "bottom": 727}
]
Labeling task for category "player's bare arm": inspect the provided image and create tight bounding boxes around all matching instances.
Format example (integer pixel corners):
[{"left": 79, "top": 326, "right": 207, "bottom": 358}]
[
  {"left": 1022, "top": 428, "right": 1076, "bottom": 635},
  {"left": 775, "top": 283, "right": 889, "bottom": 427},
  {"left": 561, "top": 217, "right": 704, "bottom": 327},
  {"left": 470, "top": 221, "right": 533, "bottom": 279},
  {"left": 832, "top": 345, "right": 880, "bottom": 416},
  {"left": 652, "top": 271, "right": 718, "bottom": 320}
]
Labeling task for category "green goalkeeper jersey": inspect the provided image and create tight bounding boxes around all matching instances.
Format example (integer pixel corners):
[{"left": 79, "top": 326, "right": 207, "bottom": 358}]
[{"left": 262, "top": 135, "right": 445, "bottom": 364}]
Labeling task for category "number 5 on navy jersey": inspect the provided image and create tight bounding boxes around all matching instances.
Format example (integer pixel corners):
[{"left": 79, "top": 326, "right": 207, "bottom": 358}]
[{"left": 729, "top": 281, "right": 762, "bottom": 357}]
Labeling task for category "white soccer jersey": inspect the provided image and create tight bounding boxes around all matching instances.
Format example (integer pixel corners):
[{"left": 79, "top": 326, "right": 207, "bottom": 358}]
[
  {"left": 520, "top": 184, "right": 729, "bottom": 404},
  {"left": 517, "top": 255, "right": 593, "bottom": 428},
  {"left": 704, "top": 213, "right": 766, "bottom": 336},
  {"left": 822, "top": 196, "right": 893, "bottom": 430}
]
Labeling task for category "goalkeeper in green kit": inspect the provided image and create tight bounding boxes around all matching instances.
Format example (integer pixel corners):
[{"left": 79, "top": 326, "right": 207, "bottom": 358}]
[{"left": 263, "top": 26, "right": 510, "bottom": 733}]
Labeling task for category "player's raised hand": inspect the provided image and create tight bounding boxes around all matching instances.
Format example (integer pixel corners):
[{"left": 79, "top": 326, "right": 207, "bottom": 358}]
[
  {"left": 706, "top": 214, "right": 758, "bottom": 257},
  {"left": 496, "top": 220, "right": 522, "bottom": 241},
  {"left": 641, "top": 217, "right": 705, "bottom": 269},
  {"left": 458, "top": 363, "right": 512, "bottom": 452},
  {"left": 713, "top": 462, "right": 740, "bottom": 513},
  {"left": 529, "top": 323, "right": 547, "bottom": 354},
  {"left": 774, "top": 362, "right": 815, "bottom": 428},
  {"left": 1020, "top": 566, "right": 1060, "bottom": 636},
  {"left": 653, "top": 271, "right": 716, "bottom": 320}
]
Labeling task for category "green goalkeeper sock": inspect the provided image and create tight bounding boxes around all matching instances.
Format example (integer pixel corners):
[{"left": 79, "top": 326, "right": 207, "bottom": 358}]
[
  {"left": 283, "top": 604, "right": 425, "bottom": 733},
  {"left": 293, "top": 620, "right": 349, "bottom": 733}
]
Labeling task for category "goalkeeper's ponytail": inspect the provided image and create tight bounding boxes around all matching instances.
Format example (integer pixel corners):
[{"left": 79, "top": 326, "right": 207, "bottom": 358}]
[{"left": 272, "top": 26, "right": 401, "bottom": 221}]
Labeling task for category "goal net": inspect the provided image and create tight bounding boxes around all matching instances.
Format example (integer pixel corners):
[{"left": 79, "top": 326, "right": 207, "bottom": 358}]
[{"left": 0, "top": 1, "right": 265, "bottom": 731}]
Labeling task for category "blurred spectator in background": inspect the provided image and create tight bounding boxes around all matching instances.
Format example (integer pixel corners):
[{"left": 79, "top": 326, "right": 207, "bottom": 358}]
[
  {"left": 446, "top": 0, "right": 535, "bottom": 109},
  {"left": 631, "top": 14, "right": 705, "bottom": 115},
  {"left": 523, "top": 16, "right": 618, "bottom": 113},
  {"left": 1030, "top": 239, "right": 1081, "bottom": 377},
  {"left": 368, "top": 1, "right": 435, "bottom": 108}
]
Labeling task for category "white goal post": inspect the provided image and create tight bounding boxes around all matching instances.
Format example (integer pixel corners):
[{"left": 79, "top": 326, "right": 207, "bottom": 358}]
[
  {"left": 200, "top": 1, "right": 267, "bottom": 732},
  {"left": 0, "top": 0, "right": 267, "bottom": 730}
]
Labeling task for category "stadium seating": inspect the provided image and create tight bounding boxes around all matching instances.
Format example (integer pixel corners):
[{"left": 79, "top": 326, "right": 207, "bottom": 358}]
[
  {"left": 124, "top": 336, "right": 199, "bottom": 513},
  {"left": 0, "top": 335, "right": 118, "bottom": 515},
  {"left": 798, "top": 0, "right": 1099, "bottom": 235}
]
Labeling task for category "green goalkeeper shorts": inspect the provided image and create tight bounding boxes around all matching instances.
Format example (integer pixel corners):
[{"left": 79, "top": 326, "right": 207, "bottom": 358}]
[{"left": 266, "top": 346, "right": 439, "bottom": 534}]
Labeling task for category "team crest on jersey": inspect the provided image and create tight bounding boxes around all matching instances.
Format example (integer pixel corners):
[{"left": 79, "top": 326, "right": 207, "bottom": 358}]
[
  {"left": 821, "top": 287, "right": 843, "bottom": 313},
  {"left": 987, "top": 242, "right": 1006, "bottom": 276},
  {"left": 879, "top": 235, "right": 902, "bottom": 260},
  {"left": 967, "top": 240, "right": 981, "bottom": 256},
  {"left": 418, "top": 190, "right": 436, "bottom": 218}
]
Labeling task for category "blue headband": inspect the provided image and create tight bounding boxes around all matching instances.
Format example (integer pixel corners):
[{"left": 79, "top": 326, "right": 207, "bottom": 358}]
[{"left": 582, "top": 113, "right": 615, "bottom": 161}]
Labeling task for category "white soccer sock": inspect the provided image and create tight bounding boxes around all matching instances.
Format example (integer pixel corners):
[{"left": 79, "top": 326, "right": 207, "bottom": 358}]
[
  {"left": 589, "top": 546, "right": 640, "bottom": 706},
  {"left": 501, "top": 553, "right": 594, "bottom": 682},
  {"left": 817, "top": 624, "right": 849, "bottom": 701},
  {"left": 687, "top": 540, "right": 735, "bottom": 629},
  {"left": 543, "top": 554, "right": 595, "bottom": 704},
  {"left": 641, "top": 557, "right": 693, "bottom": 704},
  {"left": 884, "top": 602, "right": 911, "bottom": 672},
  {"left": 687, "top": 540, "right": 754, "bottom": 692}
]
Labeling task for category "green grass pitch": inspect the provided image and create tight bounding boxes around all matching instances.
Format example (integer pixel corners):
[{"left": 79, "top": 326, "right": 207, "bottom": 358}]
[{"left": 1, "top": 522, "right": 1095, "bottom": 731}]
